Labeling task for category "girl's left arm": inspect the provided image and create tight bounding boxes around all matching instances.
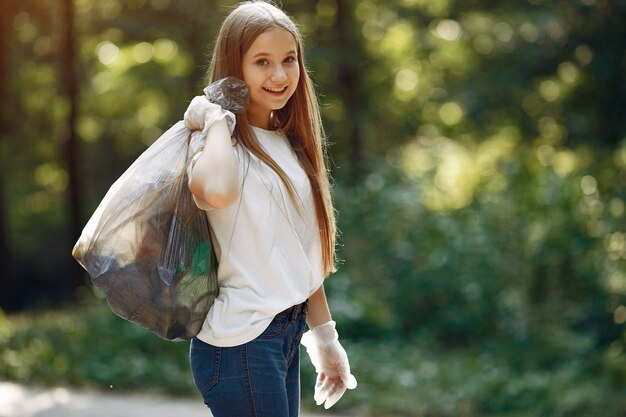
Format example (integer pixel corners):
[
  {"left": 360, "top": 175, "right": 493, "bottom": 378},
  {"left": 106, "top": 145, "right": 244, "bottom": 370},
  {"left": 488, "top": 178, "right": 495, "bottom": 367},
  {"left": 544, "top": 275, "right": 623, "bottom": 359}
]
[{"left": 306, "top": 283, "right": 332, "bottom": 329}]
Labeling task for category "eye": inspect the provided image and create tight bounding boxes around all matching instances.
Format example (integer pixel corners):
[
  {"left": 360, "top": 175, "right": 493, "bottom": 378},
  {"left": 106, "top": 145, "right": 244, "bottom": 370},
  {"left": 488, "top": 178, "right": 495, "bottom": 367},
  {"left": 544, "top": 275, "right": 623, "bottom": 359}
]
[
  {"left": 284, "top": 56, "right": 296, "bottom": 64},
  {"left": 255, "top": 58, "right": 269, "bottom": 66}
]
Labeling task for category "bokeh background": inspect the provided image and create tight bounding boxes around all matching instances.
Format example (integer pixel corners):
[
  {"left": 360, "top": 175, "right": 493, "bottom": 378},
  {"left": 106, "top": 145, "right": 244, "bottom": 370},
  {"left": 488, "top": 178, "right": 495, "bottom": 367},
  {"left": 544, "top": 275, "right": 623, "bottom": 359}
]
[{"left": 1, "top": 0, "right": 625, "bottom": 415}]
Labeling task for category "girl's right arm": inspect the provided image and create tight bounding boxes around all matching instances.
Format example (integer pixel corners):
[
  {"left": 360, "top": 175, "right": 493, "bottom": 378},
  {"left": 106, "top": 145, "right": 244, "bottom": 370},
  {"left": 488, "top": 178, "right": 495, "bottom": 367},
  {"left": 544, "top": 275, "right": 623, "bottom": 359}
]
[{"left": 188, "top": 118, "right": 239, "bottom": 209}]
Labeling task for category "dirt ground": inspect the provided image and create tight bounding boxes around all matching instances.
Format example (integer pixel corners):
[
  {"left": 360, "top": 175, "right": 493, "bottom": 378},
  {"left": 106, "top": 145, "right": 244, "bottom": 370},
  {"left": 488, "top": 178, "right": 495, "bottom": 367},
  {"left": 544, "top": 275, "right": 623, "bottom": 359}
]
[{"left": 0, "top": 381, "right": 352, "bottom": 417}]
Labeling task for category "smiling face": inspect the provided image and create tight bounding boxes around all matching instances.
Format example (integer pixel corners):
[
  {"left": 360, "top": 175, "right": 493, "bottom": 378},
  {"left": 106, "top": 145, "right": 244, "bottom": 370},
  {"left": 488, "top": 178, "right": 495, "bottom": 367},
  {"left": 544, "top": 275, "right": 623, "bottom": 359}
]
[{"left": 242, "top": 27, "right": 300, "bottom": 129}]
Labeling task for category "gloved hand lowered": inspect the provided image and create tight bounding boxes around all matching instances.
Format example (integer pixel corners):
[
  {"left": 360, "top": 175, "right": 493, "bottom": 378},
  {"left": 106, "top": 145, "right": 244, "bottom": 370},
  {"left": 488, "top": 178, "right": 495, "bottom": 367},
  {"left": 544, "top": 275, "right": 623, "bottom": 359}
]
[
  {"left": 184, "top": 76, "right": 249, "bottom": 136},
  {"left": 301, "top": 320, "right": 357, "bottom": 409}
]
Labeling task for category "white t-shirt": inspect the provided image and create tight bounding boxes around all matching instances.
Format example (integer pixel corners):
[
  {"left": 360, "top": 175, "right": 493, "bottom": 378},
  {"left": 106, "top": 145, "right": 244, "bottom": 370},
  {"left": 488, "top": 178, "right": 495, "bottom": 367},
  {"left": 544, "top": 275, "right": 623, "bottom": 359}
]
[{"left": 194, "top": 126, "right": 324, "bottom": 347}]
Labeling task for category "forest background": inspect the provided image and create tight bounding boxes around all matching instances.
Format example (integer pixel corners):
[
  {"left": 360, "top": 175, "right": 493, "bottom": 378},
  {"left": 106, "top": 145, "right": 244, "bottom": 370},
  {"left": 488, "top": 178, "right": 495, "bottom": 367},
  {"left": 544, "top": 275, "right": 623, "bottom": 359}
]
[{"left": 0, "top": 0, "right": 625, "bottom": 416}]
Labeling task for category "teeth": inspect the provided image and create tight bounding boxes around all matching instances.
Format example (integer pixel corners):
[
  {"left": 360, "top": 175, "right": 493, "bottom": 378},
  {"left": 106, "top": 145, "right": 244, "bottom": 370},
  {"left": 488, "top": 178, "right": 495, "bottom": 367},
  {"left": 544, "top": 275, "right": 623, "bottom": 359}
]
[{"left": 264, "top": 86, "right": 286, "bottom": 92}]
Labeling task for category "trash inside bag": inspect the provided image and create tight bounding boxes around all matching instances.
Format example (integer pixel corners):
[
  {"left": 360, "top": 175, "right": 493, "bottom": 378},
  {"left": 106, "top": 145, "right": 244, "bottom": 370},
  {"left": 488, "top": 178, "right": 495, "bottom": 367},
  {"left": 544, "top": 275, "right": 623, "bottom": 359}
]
[{"left": 72, "top": 77, "right": 248, "bottom": 341}]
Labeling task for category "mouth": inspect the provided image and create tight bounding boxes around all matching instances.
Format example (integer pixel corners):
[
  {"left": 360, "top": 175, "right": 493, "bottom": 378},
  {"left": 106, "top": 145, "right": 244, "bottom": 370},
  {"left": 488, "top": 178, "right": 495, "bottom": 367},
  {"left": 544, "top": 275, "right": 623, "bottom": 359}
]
[{"left": 262, "top": 86, "right": 288, "bottom": 96}]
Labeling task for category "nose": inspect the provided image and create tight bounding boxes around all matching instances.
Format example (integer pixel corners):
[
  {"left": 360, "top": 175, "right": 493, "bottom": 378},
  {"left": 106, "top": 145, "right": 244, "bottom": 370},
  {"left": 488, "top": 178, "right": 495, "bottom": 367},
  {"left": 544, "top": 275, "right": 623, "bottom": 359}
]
[{"left": 270, "top": 65, "right": 287, "bottom": 83}]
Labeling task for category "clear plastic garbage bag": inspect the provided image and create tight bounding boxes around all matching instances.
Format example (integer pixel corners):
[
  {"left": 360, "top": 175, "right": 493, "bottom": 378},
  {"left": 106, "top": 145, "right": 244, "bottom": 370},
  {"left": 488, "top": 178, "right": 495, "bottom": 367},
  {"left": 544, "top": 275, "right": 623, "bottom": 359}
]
[{"left": 72, "top": 77, "right": 248, "bottom": 341}]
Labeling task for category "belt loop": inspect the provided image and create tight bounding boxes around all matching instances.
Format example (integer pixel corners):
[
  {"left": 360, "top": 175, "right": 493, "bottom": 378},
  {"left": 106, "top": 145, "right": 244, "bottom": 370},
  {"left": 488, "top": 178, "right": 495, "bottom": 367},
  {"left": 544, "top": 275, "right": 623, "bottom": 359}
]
[{"left": 289, "top": 304, "right": 298, "bottom": 322}]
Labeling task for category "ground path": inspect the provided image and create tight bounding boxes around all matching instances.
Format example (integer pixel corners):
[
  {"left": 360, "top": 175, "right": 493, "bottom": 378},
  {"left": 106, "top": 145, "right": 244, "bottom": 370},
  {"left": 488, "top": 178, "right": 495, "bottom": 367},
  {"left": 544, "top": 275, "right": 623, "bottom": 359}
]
[{"left": 0, "top": 382, "right": 354, "bottom": 417}]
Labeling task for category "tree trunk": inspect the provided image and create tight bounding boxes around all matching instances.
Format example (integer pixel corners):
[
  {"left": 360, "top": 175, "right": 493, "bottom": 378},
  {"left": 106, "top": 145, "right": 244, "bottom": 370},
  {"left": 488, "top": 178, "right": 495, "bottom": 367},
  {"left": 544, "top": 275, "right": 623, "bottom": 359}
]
[
  {"left": 0, "top": 1, "right": 18, "bottom": 310},
  {"left": 335, "top": 0, "right": 365, "bottom": 183},
  {"left": 180, "top": 0, "right": 205, "bottom": 95},
  {"left": 598, "top": 5, "right": 626, "bottom": 145},
  {"left": 0, "top": 0, "right": 17, "bottom": 311},
  {"left": 61, "top": 0, "right": 85, "bottom": 291}
]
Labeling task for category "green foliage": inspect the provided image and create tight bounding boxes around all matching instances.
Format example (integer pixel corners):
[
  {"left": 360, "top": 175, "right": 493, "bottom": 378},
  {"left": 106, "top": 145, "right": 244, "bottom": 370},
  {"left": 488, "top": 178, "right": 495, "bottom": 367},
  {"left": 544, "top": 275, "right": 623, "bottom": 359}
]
[
  {"left": 2, "top": 130, "right": 626, "bottom": 416},
  {"left": 2, "top": 0, "right": 626, "bottom": 415},
  {"left": 0, "top": 298, "right": 195, "bottom": 396},
  {"left": 1, "top": 300, "right": 625, "bottom": 417},
  {"left": 320, "top": 339, "right": 626, "bottom": 417},
  {"left": 329, "top": 136, "right": 626, "bottom": 351},
  {"left": 320, "top": 136, "right": 626, "bottom": 415}
]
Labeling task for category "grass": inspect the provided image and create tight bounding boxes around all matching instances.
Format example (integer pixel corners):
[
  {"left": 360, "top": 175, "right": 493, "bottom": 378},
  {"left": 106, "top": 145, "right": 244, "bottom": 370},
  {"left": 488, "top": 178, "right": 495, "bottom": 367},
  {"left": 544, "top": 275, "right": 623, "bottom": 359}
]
[
  {"left": 1, "top": 295, "right": 625, "bottom": 416},
  {"left": 0, "top": 298, "right": 195, "bottom": 396}
]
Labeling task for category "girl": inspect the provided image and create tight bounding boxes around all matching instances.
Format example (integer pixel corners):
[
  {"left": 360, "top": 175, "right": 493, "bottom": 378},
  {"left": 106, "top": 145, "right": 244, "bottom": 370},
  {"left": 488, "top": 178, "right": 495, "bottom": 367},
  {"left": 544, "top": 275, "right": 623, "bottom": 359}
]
[{"left": 185, "top": 2, "right": 357, "bottom": 416}]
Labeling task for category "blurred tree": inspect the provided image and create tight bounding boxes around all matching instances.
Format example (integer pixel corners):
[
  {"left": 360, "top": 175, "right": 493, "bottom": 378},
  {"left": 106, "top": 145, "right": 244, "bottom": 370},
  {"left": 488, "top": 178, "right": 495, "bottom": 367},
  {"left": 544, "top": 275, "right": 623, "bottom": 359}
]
[
  {"left": 302, "top": 0, "right": 370, "bottom": 182},
  {"left": 4, "top": 0, "right": 80, "bottom": 308},
  {"left": 334, "top": 0, "right": 366, "bottom": 182},
  {"left": 2, "top": 0, "right": 625, "bottom": 370},
  {"left": 2, "top": 1, "right": 626, "bottom": 413},
  {"left": 0, "top": 0, "right": 17, "bottom": 311},
  {"left": 61, "top": 0, "right": 85, "bottom": 291},
  {"left": 343, "top": 0, "right": 626, "bottom": 154}
]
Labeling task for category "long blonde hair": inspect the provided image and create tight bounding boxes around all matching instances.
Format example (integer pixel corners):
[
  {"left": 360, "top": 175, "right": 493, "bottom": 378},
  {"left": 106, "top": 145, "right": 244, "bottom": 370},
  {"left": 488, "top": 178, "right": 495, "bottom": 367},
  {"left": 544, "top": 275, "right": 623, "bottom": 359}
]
[{"left": 207, "top": 1, "right": 336, "bottom": 276}]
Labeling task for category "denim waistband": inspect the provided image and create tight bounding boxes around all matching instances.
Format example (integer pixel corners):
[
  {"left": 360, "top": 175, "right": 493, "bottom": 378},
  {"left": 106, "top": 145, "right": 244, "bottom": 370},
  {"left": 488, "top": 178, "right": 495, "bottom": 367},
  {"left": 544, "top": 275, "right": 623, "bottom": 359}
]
[{"left": 276, "top": 300, "right": 309, "bottom": 322}]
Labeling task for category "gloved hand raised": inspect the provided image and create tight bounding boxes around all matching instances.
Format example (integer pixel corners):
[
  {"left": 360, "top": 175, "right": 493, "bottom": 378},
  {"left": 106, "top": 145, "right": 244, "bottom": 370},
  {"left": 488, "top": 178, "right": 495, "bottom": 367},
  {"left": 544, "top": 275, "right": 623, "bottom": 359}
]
[
  {"left": 184, "top": 97, "right": 235, "bottom": 137},
  {"left": 300, "top": 320, "right": 357, "bottom": 409}
]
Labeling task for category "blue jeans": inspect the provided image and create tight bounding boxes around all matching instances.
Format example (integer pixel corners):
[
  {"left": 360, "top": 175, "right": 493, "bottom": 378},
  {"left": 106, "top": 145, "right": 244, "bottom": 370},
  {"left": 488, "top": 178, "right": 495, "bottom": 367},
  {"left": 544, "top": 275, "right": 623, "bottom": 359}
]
[{"left": 189, "top": 302, "right": 308, "bottom": 417}]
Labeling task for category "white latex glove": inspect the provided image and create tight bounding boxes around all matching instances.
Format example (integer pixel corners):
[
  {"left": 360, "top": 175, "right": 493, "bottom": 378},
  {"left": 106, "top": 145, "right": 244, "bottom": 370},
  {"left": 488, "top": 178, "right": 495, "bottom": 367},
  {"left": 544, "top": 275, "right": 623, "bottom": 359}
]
[
  {"left": 300, "top": 321, "right": 357, "bottom": 409},
  {"left": 183, "top": 96, "right": 236, "bottom": 137}
]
